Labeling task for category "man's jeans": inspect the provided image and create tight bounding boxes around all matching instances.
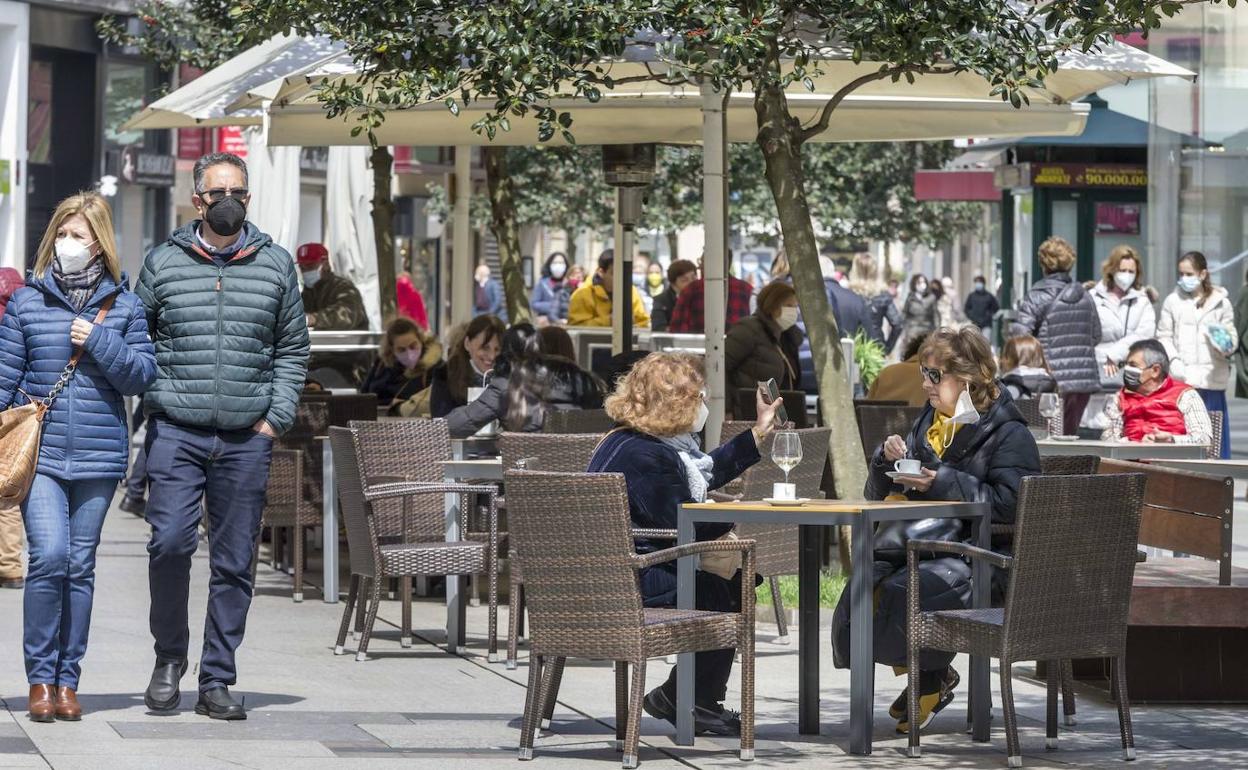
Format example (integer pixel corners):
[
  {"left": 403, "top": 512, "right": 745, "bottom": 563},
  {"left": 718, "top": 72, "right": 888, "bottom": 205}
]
[
  {"left": 145, "top": 418, "right": 273, "bottom": 692},
  {"left": 22, "top": 474, "right": 116, "bottom": 689}
]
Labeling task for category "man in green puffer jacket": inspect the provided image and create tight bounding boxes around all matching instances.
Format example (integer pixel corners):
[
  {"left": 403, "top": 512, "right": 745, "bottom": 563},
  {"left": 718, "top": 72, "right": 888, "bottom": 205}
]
[{"left": 137, "top": 152, "right": 309, "bottom": 722}]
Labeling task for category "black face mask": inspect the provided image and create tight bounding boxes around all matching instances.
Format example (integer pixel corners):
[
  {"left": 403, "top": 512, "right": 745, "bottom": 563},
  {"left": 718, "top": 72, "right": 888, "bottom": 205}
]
[{"left": 204, "top": 196, "right": 247, "bottom": 237}]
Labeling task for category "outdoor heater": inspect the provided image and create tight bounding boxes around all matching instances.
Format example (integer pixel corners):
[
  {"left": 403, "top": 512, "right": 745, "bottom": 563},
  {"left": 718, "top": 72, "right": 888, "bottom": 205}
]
[{"left": 602, "top": 144, "right": 657, "bottom": 354}]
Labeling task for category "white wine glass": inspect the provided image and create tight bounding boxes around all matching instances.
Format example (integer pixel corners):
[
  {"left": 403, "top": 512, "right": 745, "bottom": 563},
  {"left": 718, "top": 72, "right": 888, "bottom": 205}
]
[
  {"left": 772, "top": 430, "right": 803, "bottom": 486},
  {"left": 1038, "top": 392, "right": 1059, "bottom": 438}
]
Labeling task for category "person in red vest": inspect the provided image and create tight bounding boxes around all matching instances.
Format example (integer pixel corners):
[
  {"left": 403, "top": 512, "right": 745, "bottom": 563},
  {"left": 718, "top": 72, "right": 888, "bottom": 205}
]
[{"left": 1102, "top": 338, "right": 1212, "bottom": 445}]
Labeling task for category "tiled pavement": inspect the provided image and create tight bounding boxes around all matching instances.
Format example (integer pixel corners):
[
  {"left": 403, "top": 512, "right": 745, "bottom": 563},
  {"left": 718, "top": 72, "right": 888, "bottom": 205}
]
[{"left": 2, "top": 404, "right": 1248, "bottom": 769}]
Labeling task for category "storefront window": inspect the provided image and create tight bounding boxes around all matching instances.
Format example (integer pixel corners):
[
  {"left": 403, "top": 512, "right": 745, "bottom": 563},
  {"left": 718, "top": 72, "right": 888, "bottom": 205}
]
[
  {"left": 27, "top": 61, "right": 52, "bottom": 164},
  {"left": 105, "top": 61, "right": 147, "bottom": 147}
]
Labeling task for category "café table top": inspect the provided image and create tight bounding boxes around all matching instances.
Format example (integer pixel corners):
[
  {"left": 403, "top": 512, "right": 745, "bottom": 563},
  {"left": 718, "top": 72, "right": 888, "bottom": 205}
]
[
  {"left": 1035, "top": 438, "right": 1207, "bottom": 458},
  {"left": 1143, "top": 457, "right": 1248, "bottom": 479},
  {"left": 684, "top": 499, "right": 965, "bottom": 514}
]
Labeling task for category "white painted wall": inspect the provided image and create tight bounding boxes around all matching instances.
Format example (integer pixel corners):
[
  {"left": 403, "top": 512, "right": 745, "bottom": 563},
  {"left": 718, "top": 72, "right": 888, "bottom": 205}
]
[{"left": 0, "top": 1, "right": 29, "bottom": 269}]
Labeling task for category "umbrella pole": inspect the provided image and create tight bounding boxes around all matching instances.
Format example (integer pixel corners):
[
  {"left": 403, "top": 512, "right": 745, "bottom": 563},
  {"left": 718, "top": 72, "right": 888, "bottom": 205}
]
[
  {"left": 452, "top": 145, "right": 473, "bottom": 327},
  {"left": 701, "top": 83, "right": 728, "bottom": 449}
]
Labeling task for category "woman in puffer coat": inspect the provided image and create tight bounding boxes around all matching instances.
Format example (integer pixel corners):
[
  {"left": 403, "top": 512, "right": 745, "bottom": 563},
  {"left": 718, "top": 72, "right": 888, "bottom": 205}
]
[
  {"left": 724, "top": 282, "right": 802, "bottom": 396},
  {"left": 1009, "top": 236, "right": 1101, "bottom": 435},
  {"left": 851, "top": 252, "right": 903, "bottom": 355},
  {"left": 444, "top": 323, "right": 605, "bottom": 437},
  {"left": 832, "top": 327, "right": 1040, "bottom": 735},
  {"left": 1157, "top": 250, "right": 1236, "bottom": 457},
  {"left": 0, "top": 193, "right": 156, "bottom": 722},
  {"left": 1083, "top": 245, "right": 1157, "bottom": 430}
]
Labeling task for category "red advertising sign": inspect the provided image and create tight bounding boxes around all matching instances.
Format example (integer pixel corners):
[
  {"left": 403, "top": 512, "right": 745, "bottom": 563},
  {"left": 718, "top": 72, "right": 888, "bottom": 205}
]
[
  {"left": 1096, "top": 203, "right": 1142, "bottom": 234},
  {"left": 178, "top": 128, "right": 208, "bottom": 160},
  {"left": 217, "top": 126, "right": 248, "bottom": 159}
]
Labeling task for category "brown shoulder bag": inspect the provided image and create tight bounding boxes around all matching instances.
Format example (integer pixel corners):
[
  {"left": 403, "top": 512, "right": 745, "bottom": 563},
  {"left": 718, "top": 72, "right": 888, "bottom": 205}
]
[{"left": 0, "top": 296, "right": 115, "bottom": 506}]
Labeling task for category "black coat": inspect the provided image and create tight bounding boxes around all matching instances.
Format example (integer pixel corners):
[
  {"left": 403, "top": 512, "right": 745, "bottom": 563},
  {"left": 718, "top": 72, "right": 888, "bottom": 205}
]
[
  {"left": 443, "top": 354, "right": 604, "bottom": 438},
  {"left": 826, "top": 279, "right": 878, "bottom": 342},
  {"left": 649, "top": 286, "right": 679, "bottom": 332},
  {"left": 833, "top": 390, "right": 1041, "bottom": 671},
  {"left": 1010, "top": 272, "right": 1102, "bottom": 395},
  {"left": 964, "top": 288, "right": 1000, "bottom": 329},
  {"left": 866, "top": 292, "right": 903, "bottom": 354},
  {"left": 724, "top": 312, "right": 802, "bottom": 392}
]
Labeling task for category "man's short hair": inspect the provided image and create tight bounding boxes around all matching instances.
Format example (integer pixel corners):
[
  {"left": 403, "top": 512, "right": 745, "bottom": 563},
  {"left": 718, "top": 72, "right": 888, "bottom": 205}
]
[
  {"left": 193, "top": 152, "right": 249, "bottom": 193},
  {"left": 667, "top": 259, "right": 697, "bottom": 285},
  {"left": 1129, "top": 338, "right": 1170, "bottom": 377},
  {"left": 598, "top": 249, "right": 614, "bottom": 271}
]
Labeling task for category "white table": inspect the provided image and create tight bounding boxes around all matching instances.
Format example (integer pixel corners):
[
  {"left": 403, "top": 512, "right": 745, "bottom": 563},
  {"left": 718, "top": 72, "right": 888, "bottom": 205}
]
[
  {"left": 1036, "top": 438, "right": 1208, "bottom": 460},
  {"left": 318, "top": 435, "right": 338, "bottom": 603},
  {"left": 442, "top": 455, "right": 504, "bottom": 654},
  {"left": 1144, "top": 458, "right": 1248, "bottom": 480}
]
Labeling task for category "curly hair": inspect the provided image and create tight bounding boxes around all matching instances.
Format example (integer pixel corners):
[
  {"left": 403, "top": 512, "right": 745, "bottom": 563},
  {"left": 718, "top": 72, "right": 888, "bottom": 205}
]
[
  {"left": 604, "top": 352, "right": 704, "bottom": 438},
  {"left": 920, "top": 327, "right": 1000, "bottom": 412},
  {"left": 1038, "top": 236, "right": 1076, "bottom": 274}
]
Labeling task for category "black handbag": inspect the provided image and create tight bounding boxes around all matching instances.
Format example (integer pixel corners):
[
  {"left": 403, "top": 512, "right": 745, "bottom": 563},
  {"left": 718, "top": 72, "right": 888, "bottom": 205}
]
[{"left": 871, "top": 516, "right": 965, "bottom": 566}]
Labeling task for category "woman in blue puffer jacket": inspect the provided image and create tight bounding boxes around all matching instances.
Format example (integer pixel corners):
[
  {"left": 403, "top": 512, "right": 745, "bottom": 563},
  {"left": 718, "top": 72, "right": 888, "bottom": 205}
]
[{"left": 0, "top": 192, "right": 155, "bottom": 723}]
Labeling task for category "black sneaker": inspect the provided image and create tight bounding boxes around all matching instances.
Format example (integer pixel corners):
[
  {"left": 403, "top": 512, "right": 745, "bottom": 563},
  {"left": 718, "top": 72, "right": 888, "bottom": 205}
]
[
  {"left": 895, "top": 667, "right": 960, "bottom": 734},
  {"left": 118, "top": 495, "right": 146, "bottom": 516},
  {"left": 642, "top": 687, "right": 741, "bottom": 736}
]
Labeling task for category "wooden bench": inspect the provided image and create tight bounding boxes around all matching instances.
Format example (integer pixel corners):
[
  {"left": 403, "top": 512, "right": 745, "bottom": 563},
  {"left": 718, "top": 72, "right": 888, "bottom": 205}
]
[{"left": 1070, "top": 459, "right": 1248, "bottom": 701}]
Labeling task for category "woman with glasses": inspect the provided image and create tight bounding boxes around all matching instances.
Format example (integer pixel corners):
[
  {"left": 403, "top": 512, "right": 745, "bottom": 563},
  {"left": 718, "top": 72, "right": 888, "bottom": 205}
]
[
  {"left": 587, "top": 353, "right": 782, "bottom": 737},
  {"left": 831, "top": 327, "right": 1039, "bottom": 736}
]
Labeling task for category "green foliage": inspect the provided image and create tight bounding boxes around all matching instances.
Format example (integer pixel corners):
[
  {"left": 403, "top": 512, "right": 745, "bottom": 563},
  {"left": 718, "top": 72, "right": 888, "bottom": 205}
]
[
  {"left": 853, "top": 330, "right": 887, "bottom": 390},
  {"left": 98, "top": 0, "right": 267, "bottom": 76},
  {"left": 756, "top": 571, "right": 847, "bottom": 609}
]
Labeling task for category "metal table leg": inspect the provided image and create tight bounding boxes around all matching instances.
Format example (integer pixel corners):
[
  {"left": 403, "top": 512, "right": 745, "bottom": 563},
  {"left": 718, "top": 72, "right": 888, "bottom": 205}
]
[
  {"left": 849, "top": 516, "right": 875, "bottom": 755},
  {"left": 675, "top": 512, "right": 698, "bottom": 746},
  {"left": 798, "top": 524, "right": 822, "bottom": 734},
  {"left": 970, "top": 508, "right": 991, "bottom": 741},
  {"left": 321, "top": 438, "right": 338, "bottom": 604},
  {"left": 445, "top": 489, "right": 466, "bottom": 653}
]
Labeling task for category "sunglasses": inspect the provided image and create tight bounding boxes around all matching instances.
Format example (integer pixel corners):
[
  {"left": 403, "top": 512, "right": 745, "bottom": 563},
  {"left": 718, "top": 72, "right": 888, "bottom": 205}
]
[
  {"left": 198, "top": 188, "right": 249, "bottom": 202},
  {"left": 920, "top": 365, "right": 943, "bottom": 385}
]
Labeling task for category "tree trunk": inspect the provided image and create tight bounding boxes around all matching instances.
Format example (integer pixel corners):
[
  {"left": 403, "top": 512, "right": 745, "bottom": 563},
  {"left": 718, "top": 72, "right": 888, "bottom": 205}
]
[
  {"left": 755, "top": 70, "right": 865, "bottom": 573},
  {"left": 666, "top": 230, "right": 680, "bottom": 262},
  {"left": 370, "top": 146, "right": 397, "bottom": 323},
  {"left": 484, "top": 145, "right": 532, "bottom": 324}
]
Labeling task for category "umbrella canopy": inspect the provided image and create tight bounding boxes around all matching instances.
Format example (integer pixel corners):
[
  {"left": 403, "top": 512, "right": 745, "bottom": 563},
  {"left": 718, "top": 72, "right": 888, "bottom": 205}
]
[{"left": 119, "top": 33, "right": 344, "bottom": 131}]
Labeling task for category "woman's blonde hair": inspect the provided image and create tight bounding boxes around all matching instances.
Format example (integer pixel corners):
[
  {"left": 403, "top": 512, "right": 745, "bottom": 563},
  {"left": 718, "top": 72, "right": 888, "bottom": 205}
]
[
  {"left": 1037, "top": 236, "right": 1076, "bottom": 274},
  {"left": 920, "top": 327, "right": 1000, "bottom": 412},
  {"left": 34, "top": 192, "right": 122, "bottom": 282},
  {"left": 999, "top": 335, "right": 1050, "bottom": 374},
  {"left": 605, "top": 352, "right": 704, "bottom": 437},
  {"left": 1101, "top": 245, "right": 1142, "bottom": 291},
  {"left": 848, "top": 251, "right": 885, "bottom": 297}
]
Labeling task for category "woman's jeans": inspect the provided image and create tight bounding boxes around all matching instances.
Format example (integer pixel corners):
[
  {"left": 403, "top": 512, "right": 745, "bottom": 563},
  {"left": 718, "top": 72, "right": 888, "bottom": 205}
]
[{"left": 22, "top": 474, "right": 117, "bottom": 689}]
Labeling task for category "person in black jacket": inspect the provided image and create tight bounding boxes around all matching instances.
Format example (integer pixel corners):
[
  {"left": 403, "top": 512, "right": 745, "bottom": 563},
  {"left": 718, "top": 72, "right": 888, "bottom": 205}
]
[
  {"left": 832, "top": 327, "right": 1040, "bottom": 735},
  {"left": 444, "top": 323, "right": 605, "bottom": 437},
  {"left": 649, "top": 259, "right": 698, "bottom": 332},
  {"left": 429, "top": 314, "right": 505, "bottom": 418},
  {"left": 963, "top": 275, "right": 1000, "bottom": 334},
  {"left": 850, "top": 251, "right": 902, "bottom": 354},
  {"left": 361, "top": 317, "right": 441, "bottom": 407},
  {"left": 1009, "top": 237, "right": 1102, "bottom": 435},
  {"left": 588, "top": 353, "right": 782, "bottom": 736}
]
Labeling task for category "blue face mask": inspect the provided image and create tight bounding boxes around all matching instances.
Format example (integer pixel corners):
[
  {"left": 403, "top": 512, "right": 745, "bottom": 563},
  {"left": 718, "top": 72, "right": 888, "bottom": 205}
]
[{"left": 1178, "top": 275, "right": 1201, "bottom": 294}]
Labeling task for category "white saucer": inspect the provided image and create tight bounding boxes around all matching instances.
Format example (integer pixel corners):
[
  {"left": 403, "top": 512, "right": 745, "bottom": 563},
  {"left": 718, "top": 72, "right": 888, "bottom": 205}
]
[
  {"left": 763, "top": 497, "right": 810, "bottom": 506},
  {"left": 886, "top": 471, "right": 928, "bottom": 482}
]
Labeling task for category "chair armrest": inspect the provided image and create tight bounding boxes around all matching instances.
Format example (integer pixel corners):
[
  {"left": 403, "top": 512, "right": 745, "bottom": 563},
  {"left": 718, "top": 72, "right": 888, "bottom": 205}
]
[
  {"left": 906, "top": 539, "right": 1013, "bottom": 569},
  {"left": 363, "top": 481, "right": 497, "bottom": 502},
  {"left": 632, "top": 528, "right": 677, "bottom": 540},
  {"left": 707, "top": 490, "right": 742, "bottom": 503},
  {"left": 632, "top": 538, "right": 756, "bottom": 570}
]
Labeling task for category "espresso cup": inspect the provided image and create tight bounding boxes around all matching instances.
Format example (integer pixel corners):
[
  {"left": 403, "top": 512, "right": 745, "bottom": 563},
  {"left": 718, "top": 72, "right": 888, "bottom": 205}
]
[
  {"left": 894, "top": 458, "right": 922, "bottom": 475},
  {"left": 772, "top": 482, "right": 797, "bottom": 501}
]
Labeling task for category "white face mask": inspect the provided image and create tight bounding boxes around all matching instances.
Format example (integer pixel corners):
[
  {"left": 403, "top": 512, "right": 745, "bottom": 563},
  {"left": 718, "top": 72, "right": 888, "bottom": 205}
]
[
  {"left": 915, "top": 281, "right": 928, "bottom": 295},
  {"left": 549, "top": 262, "right": 567, "bottom": 280},
  {"left": 777, "top": 306, "right": 799, "bottom": 330},
  {"left": 302, "top": 269, "right": 322, "bottom": 289},
  {"left": 1114, "top": 271, "right": 1136, "bottom": 291},
  {"left": 692, "top": 401, "right": 710, "bottom": 433},
  {"left": 55, "top": 236, "right": 96, "bottom": 274},
  {"left": 941, "top": 386, "right": 980, "bottom": 449},
  {"left": 1178, "top": 275, "right": 1201, "bottom": 294}
]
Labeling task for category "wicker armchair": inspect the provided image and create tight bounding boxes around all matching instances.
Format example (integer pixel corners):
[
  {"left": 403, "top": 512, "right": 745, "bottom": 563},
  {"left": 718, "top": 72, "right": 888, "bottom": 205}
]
[
  {"left": 505, "top": 469, "right": 756, "bottom": 768},
  {"left": 499, "top": 432, "right": 604, "bottom": 669},
  {"left": 906, "top": 473, "right": 1146, "bottom": 767},
  {"left": 1208, "top": 410, "right": 1223, "bottom": 459},
  {"left": 716, "top": 423, "right": 831, "bottom": 643},
  {"left": 855, "top": 404, "right": 925, "bottom": 462},
  {"left": 329, "top": 425, "right": 499, "bottom": 660},
  {"left": 1014, "top": 397, "right": 1063, "bottom": 437},
  {"left": 259, "top": 399, "right": 330, "bottom": 601},
  {"left": 541, "top": 408, "right": 614, "bottom": 434}
]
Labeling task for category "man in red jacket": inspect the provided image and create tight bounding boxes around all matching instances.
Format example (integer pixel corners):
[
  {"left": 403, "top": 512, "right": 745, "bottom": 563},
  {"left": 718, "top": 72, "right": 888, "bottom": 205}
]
[
  {"left": 0, "top": 267, "right": 25, "bottom": 588},
  {"left": 1102, "top": 338, "right": 1212, "bottom": 445}
]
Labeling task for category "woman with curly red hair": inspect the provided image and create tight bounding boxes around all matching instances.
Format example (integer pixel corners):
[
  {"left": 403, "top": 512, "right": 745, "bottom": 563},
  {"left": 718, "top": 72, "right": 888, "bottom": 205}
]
[{"left": 587, "top": 352, "right": 782, "bottom": 736}]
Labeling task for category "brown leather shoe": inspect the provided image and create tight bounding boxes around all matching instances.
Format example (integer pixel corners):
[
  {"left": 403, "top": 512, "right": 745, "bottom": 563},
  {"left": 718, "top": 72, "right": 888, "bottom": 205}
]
[
  {"left": 54, "top": 686, "right": 82, "bottom": 721},
  {"left": 28, "top": 684, "right": 56, "bottom": 723}
]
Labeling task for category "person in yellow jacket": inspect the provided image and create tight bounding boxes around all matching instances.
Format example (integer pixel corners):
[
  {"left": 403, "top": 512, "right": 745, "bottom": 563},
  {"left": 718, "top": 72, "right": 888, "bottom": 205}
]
[{"left": 567, "top": 249, "right": 650, "bottom": 328}]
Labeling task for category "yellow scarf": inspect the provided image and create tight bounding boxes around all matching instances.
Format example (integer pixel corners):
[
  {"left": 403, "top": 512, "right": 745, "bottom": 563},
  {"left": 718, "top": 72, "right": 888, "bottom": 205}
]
[{"left": 925, "top": 411, "right": 962, "bottom": 458}]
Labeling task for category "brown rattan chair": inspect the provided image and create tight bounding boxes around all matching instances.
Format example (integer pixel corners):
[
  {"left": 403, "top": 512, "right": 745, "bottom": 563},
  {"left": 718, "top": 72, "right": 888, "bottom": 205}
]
[
  {"left": 498, "top": 431, "right": 605, "bottom": 669},
  {"left": 716, "top": 423, "right": 831, "bottom": 643},
  {"left": 329, "top": 425, "right": 499, "bottom": 660},
  {"left": 855, "top": 404, "right": 925, "bottom": 462},
  {"left": 326, "top": 392, "right": 380, "bottom": 427},
  {"left": 1014, "top": 396, "right": 1063, "bottom": 436},
  {"left": 541, "top": 408, "right": 614, "bottom": 434},
  {"left": 505, "top": 469, "right": 756, "bottom": 768},
  {"left": 259, "top": 399, "right": 331, "bottom": 601},
  {"left": 1207, "top": 410, "right": 1223, "bottom": 459},
  {"left": 905, "top": 472, "right": 1147, "bottom": 767}
]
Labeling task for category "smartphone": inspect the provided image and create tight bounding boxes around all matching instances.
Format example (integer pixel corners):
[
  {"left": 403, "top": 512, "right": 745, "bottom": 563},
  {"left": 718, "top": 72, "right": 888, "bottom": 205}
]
[{"left": 758, "top": 378, "right": 790, "bottom": 427}]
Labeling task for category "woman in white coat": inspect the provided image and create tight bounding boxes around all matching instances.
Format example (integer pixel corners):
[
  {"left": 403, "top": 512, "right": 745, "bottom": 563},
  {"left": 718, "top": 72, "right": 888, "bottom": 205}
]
[
  {"left": 1084, "top": 246, "right": 1157, "bottom": 429},
  {"left": 1157, "top": 250, "right": 1235, "bottom": 457}
]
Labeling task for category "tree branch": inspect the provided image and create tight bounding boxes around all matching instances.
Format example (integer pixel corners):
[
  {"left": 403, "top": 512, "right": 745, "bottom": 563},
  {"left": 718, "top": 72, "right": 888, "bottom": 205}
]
[{"left": 798, "top": 64, "right": 958, "bottom": 143}]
